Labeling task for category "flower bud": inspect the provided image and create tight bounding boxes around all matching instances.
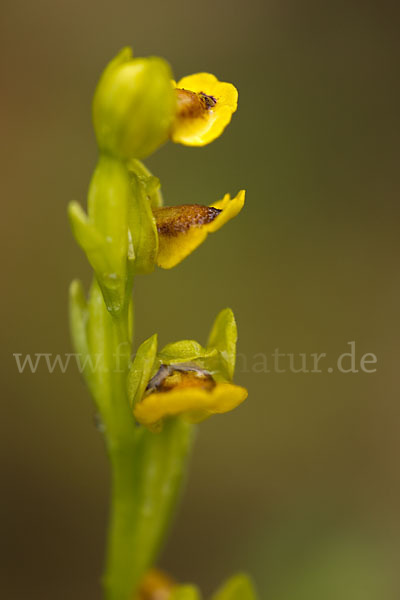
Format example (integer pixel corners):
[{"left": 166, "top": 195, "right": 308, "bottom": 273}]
[{"left": 93, "top": 47, "right": 176, "bottom": 160}]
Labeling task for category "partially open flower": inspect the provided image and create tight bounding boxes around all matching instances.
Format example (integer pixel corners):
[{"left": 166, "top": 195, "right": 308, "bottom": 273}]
[
  {"left": 134, "top": 364, "right": 247, "bottom": 431},
  {"left": 172, "top": 73, "right": 238, "bottom": 146},
  {"left": 153, "top": 190, "right": 245, "bottom": 269},
  {"left": 129, "top": 309, "right": 247, "bottom": 432}
]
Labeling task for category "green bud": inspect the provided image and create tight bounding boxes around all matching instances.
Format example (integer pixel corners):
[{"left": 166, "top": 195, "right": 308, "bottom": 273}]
[{"left": 93, "top": 47, "right": 176, "bottom": 160}]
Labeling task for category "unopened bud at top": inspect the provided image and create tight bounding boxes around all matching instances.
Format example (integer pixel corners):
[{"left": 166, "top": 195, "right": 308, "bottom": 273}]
[{"left": 93, "top": 47, "right": 176, "bottom": 160}]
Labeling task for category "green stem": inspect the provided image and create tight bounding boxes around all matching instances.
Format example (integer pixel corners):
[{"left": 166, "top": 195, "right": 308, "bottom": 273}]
[
  {"left": 104, "top": 439, "right": 140, "bottom": 600},
  {"left": 101, "top": 288, "right": 141, "bottom": 600}
]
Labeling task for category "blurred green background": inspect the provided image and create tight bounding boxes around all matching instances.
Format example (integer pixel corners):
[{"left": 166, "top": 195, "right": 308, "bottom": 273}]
[{"left": 1, "top": 1, "right": 399, "bottom": 598}]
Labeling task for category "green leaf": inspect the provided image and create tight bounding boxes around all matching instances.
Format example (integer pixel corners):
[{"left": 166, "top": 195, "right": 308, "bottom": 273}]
[
  {"left": 128, "top": 173, "right": 159, "bottom": 274},
  {"left": 158, "top": 340, "right": 217, "bottom": 365},
  {"left": 207, "top": 308, "right": 237, "bottom": 380},
  {"left": 170, "top": 584, "right": 202, "bottom": 600},
  {"left": 212, "top": 574, "right": 257, "bottom": 600},
  {"left": 128, "top": 334, "right": 158, "bottom": 408}
]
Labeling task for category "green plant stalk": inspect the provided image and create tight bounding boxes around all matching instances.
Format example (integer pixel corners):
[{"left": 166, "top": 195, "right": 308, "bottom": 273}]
[
  {"left": 89, "top": 278, "right": 139, "bottom": 600},
  {"left": 104, "top": 437, "right": 139, "bottom": 600},
  {"left": 80, "top": 278, "right": 193, "bottom": 600}
]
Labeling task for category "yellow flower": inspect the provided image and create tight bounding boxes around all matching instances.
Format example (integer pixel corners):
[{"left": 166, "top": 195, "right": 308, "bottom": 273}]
[
  {"left": 172, "top": 73, "right": 238, "bottom": 146},
  {"left": 133, "top": 363, "right": 247, "bottom": 432},
  {"left": 153, "top": 190, "right": 245, "bottom": 269}
]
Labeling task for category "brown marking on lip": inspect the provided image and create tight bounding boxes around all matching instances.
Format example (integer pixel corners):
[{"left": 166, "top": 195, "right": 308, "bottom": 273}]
[
  {"left": 146, "top": 363, "right": 216, "bottom": 395},
  {"left": 176, "top": 88, "right": 217, "bottom": 119},
  {"left": 153, "top": 204, "right": 221, "bottom": 237}
]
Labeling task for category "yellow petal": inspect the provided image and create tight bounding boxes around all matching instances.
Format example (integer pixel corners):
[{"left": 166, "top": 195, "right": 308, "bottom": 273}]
[
  {"left": 157, "top": 225, "right": 208, "bottom": 269},
  {"left": 134, "top": 382, "right": 248, "bottom": 431},
  {"left": 208, "top": 190, "right": 246, "bottom": 232},
  {"left": 176, "top": 73, "right": 219, "bottom": 94},
  {"left": 172, "top": 72, "right": 238, "bottom": 146}
]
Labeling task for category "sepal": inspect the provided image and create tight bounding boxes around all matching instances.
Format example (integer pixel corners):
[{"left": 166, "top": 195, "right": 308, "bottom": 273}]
[
  {"left": 207, "top": 308, "right": 237, "bottom": 380},
  {"left": 128, "top": 159, "right": 163, "bottom": 208},
  {"left": 128, "top": 172, "right": 159, "bottom": 274},
  {"left": 158, "top": 340, "right": 217, "bottom": 365},
  {"left": 128, "top": 334, "right": 158, "bottom": 408}
]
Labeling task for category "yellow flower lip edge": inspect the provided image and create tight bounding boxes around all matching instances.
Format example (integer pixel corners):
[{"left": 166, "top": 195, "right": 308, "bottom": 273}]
[
  {"left": 154, "top": 189, "right": 246, "bottom": 269},
  {"left": 133, "top": 381, "right": 248, "bottom": 432},
  {"left": 171, "top": 72, "right": 239, "bottom": 146}
]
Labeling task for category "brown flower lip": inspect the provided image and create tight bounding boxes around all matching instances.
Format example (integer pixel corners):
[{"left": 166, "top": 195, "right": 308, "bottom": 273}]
[
  {"left": 145, "top": 363, "right": 216, "bottom": 395},
  {"left": 153, "top": 204, "right": 221, "bottom": 237},
  {"left": 175, "top": 88, "right": 217, "bottom": 119}
]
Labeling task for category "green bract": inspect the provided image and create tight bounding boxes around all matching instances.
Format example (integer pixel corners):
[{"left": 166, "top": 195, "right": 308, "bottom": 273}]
[
  {"left": 93, "top": 47, "right": 176, "bottom": 160},
  {"left": 69, "top": 156, "right": 161, "bottom": 313},
  {"left": 69, "top": 155, "right": 131, "bottom": 315}
]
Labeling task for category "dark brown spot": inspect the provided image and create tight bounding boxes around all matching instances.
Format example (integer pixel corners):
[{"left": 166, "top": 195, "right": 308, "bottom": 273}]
[
  {"left": 146, "top": 363, "right": 216, "bottom": 395},
  {"left": 199, "top": 92, "right": 217, "bottom": 108},
  {"left": 153, "top": 204, "right": 221, "bottom": 237}
]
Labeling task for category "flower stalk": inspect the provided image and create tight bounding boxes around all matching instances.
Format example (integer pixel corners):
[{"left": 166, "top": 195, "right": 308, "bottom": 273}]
[{"left": 68, "top": 46, "right": 257, "bottom": 599}]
